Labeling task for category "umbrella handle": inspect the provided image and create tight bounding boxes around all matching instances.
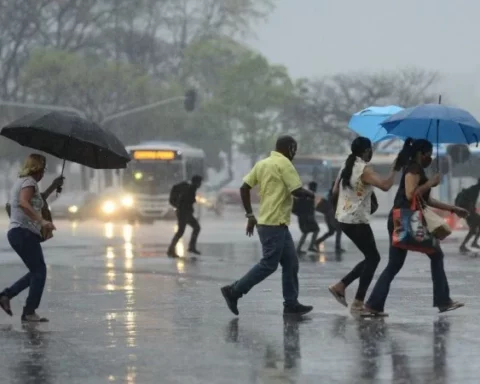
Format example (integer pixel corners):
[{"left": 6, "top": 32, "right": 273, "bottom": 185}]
[{"left": 56, "top": 159, "right": 66, "bottom": 195}]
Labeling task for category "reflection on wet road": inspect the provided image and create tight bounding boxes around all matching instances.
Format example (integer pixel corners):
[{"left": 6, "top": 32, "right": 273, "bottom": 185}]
[{"left": 0, "top": 216, "right": 479, "bottom": 383}]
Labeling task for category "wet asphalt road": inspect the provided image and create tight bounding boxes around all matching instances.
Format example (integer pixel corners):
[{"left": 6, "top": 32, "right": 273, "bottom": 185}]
[{"left": 0, "top": 210, "right": 479, "bottom": 383}]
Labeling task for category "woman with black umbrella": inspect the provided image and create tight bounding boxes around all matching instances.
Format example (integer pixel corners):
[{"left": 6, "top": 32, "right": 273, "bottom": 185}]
[{"left": 0, "top": 154, "right": 64, "bottom": 322}]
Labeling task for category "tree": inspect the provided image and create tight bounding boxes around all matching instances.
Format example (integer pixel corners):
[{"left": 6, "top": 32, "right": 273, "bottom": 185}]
[
  {"left": 0, "top": 0, "right": 275, "bottom": 101},
  {"left": 0, "top": 0, "right": 116, "bottom": 101},
  {"left": 217, "top": 52, "right": 295, "bottom": 166},
  {"left": 285, "top": 68, "right": 440, "bottom": 154},
  {"left": 21, "top": 49, "right": 152, "bottom": 122}
]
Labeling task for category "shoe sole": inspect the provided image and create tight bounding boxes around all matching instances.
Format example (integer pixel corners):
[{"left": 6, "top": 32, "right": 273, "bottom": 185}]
[
  {"left": 21, "top": 318, "right": 49, "bottom": 323},
  {"left": 358, "top": 311, "right": 389, "bottom": 318},
  {"left": 221, "top": 287, "right": 239, "bottom": 316},
  {"left": 283, "top": 307, "right": 313, "bottom": 317},
  {"left": 439, "top": 303, "right": 465, "bottom": 313}
]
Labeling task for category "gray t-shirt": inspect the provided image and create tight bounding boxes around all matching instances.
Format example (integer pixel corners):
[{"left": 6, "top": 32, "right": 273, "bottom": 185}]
[{"left": 9, "top": 176, "right": 44, "bottom": 236}]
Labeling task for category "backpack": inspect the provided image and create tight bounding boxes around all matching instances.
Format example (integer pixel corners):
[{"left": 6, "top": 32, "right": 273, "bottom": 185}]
[
  {"left": 292, "top": 198, "right": 301, "bottom": 216},
  {"left": 169, "top": 181, "right": 188, "bottom": 208},
  {"left": 455, "top": 188, "right": 469, "bottom": 209}
]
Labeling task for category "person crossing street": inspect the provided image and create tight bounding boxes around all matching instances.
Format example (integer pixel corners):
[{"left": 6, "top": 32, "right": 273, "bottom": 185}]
[{"left": 221, "top": 136, "right": 314, "bottom": 317}]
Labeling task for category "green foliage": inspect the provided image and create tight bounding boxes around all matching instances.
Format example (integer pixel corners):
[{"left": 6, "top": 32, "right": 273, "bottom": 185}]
[{"left": 216, "top": 52, "right": 295, "bottom": 164}]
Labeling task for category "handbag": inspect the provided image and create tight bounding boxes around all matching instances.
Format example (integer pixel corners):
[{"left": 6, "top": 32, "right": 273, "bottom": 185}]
[
  {"left": 370, "top": 192, "right": 378, "bottom": 214},
  {"left": 420, "top": 204, "right": 452, "bottom": 240},
  {"left": 391, "top": 196, "right": 438, "bottom": 254}
]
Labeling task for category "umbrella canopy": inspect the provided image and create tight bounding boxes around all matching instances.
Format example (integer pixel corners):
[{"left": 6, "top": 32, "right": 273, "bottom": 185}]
[
  {"left": 380, "top": 104, "right": 480, "bottom": 144},
  {"left": 348, "top": 105, "right": 404, "bottom": 142},
  {"left": 1, "top": 111, "right": 130, "bottom": 169}
]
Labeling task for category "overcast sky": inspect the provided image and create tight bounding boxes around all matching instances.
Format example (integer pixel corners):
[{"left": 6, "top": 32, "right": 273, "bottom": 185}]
[{"left": 248, "top": 0, "right": 480, "bottom": 79}]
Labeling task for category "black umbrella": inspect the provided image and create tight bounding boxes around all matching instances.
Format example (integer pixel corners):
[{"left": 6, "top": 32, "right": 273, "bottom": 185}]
[{"left": 1, "top": 111, "right": 130, "bottom": 170}]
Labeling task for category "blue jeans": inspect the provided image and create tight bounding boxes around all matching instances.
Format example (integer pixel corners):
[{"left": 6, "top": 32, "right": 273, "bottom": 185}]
[
  {"left": 2, "top": 228, "right": 47, "bottom": 315},
  {"left": 366, "top": 214, "right": 451, "bottom": 312},
  {"left": 232, "top": 225, "right": 299, "bottom": 306}
]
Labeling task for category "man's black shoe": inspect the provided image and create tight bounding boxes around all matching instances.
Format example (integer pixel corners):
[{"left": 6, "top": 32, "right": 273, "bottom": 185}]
[
  {"left": 188, "top": 248, "right": 202, "bottom": 255},
  {"left": 221, "top": 285, "right": 239, "bottom": 315},
  {"left": 283, "top": 303, "right": 313, "bottom": 316}
]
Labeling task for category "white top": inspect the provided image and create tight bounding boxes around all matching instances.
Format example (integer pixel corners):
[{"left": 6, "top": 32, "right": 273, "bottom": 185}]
[
  {"left": 335, "top": 157, "right": 373, "bottom": 224},
  {"left": 8, "top": 176, "right": 44, "bottom": 236}
]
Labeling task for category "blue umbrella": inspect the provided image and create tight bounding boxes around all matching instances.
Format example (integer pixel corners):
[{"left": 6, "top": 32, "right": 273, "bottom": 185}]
[
  {"left": 381, "top": 104, "right": 480, "bottom": 144},
  {"left": 348, "top": 105, "right": 404, "bottom": 142}
]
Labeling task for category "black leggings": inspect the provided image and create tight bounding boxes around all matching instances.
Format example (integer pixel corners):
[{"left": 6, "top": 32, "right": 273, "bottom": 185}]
[{"left": 339, "top": 223, "right": 381, "bottom": 301}]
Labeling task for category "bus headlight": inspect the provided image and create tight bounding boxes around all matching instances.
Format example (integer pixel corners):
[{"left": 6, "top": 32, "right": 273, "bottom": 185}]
[
  {"left": 121, "top": 195, "right": 134, "bottom": 208},
  {"left": 102, "top": 201, "right": 116, "bottom": 215},
  {"left": 68, "top": 205, "right": 78, "bottom": 213}
]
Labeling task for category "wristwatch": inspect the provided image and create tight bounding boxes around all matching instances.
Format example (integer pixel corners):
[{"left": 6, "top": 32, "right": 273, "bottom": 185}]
[{"left": 245, "top": 212, "right": 255, "bottom": 219}]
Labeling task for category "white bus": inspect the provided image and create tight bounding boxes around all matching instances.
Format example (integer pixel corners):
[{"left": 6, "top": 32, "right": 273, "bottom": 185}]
[{"left": 120, "top": 141, "right": 206, "bottom": 222}]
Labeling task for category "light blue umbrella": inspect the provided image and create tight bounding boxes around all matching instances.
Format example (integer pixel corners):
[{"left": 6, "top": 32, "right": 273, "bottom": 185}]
[
  {"left": 348, "top": 105, "right": 404, "bottom": 142},
  {"left": 381, "top": 104, "right": 480, "bottom": 144}
]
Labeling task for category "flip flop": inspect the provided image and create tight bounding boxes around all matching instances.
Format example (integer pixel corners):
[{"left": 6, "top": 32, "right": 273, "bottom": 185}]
[{"left": 328, "top": 286, "right": 347, "bottom": 307}]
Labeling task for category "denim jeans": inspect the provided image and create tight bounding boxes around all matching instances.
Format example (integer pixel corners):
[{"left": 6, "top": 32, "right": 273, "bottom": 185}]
[
  {"left": 232, "top": 225, "right": 299, "bottom": 306},
  {"left": 2, "top": 228, "right": 47, "bottom": 315},
  {"left": 366, "top": 214, "right": 451, "bottom": 312}
]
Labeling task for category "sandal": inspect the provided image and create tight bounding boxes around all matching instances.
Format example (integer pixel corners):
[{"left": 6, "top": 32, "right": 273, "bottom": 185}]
[
  {"left": 439, "top": 301, "right": 464, "bottom": 313},
  {"left": 0, "top": 295, "right": 12, "bottom": 316},
  {"left": 328, "top": 285, "right": 348, "bottom": 307}
]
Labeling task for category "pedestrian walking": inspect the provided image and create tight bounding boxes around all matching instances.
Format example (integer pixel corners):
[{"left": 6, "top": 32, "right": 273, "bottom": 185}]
[
  {"left": 327, "top": 137, "right": 399, "bottom": 314},
  {"left": 455, "top": 179, "right": 480, "bottom": 253},
  {"left": 221, "top": 136, "right": 314, "bottom": 316},
  {"left": 364, "top": 138, "right": 468, "bottom": 316},
  {"left": 167, "top": 175, "right": 203, "bottom": 258},
  {"left": 295, "top": 181, "right": 320, "bottom": 254},
  {"left": 0, "top": 154, "right": 64, "bottom": 322},
  {"left": 315, "top": 181, "right": 344, "bottom": 253}
]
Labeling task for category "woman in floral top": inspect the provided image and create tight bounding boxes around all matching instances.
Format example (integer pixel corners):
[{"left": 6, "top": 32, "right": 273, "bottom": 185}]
[{"left": 328, "top": 137, "right": 399, "bottom": 314}]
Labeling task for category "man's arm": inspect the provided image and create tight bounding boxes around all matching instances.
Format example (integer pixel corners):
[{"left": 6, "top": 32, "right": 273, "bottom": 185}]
[
  {"left": 280, "top": 162, "right": 313, "bottom": 199},
  {"left": 241, "top": 166, "right": 258, "bottom": 217},
  {"left": 240, "top": 183, "right": 254, "bottom": 216},
  {"left": 291, "top": 187, "right": 314, "bottom": 199}
]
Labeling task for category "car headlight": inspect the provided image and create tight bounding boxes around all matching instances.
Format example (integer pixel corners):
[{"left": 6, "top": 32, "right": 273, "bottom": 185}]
[
  {"left": 68, "top": 205, "right": 78, "bottom": 213},
  {"left": 102, "top": 201, "right": 116, "bottom": 214},
  {"left": 121, "top": 195, "right": 134, "bottom": 208},
  {"left": 196, "top": 196, "right": 207, "bottom": 204}
]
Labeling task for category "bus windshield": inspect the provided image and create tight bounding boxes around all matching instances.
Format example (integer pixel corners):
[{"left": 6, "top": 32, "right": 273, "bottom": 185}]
[{"left": 123, "top": 161, "right": 183, "bottom": 195}]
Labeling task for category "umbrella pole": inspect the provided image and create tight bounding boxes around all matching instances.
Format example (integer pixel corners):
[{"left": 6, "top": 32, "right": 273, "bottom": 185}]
[
  {"left": 436, "top": 94, "right": 442, "bottom": 170},
  {"left": 56, "top": 158, "right": 66, "bottom": 195}
]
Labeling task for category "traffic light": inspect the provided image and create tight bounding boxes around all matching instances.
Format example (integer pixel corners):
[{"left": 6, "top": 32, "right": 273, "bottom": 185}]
[{"left": 184, "top": 89, "right": 196, "bottom": 112}]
